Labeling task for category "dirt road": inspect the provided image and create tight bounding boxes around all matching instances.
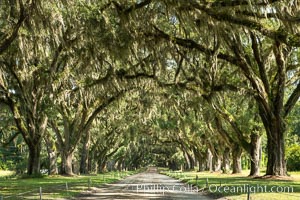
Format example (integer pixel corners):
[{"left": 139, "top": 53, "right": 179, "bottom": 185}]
[{"left": 74, "top": 168, "right": 215, "bottom": 200}]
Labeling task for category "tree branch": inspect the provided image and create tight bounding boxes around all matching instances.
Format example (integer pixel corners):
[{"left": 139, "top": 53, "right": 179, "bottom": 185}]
[
  {"left": 81, "top": 89, "right": 130, "bottom": 133},
  {"left": 235, "top": 10, "right": 300, "bottom": 23},
  {"left": 0, "top": 0, "right": 29, "bottom": 54},
  {"left": 284, "top": 81, "right": 300, "bottom": 117},
  {"left": 7, "top": 98, "right": 30, "bottom": 144},
  {"left": 152, "top": 26, "right": 240, "bottom": 65},
  {"left": 273, "top": 41, "right": 286, "bottom": 116},
  {"left": 152, "top": 27, "right": 272, "bottom": 115},
  {"left": 214, "top": 116, "right": 233, "bottom": 146},
  {"left": 191, "top": 1, "right": 300, "bottom": 47},
  {"left": 2, "top": 131, "right": 21, "bottom": 147},
  {"left": 124, "top": 0, "right": 152, "bottom": 14},
  {"left": 112, "top": 0, "right": 152, "bottom": 14},
  {"left": 209, "top": 0, "right": 280, "bottom": 7},
  {"left": 213, "top": 102, "right": 251, "bottom": 152},
  {"left": 250, "top": 32, "right": 270, "bottom": 96},
  {"left": 49, "top": 120, "right": 64, "bottom": 147}
]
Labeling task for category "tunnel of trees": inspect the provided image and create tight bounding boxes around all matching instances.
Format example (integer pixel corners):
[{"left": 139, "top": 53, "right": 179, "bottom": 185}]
[{"left": 0, "top": 0, "right": 300, "bottom": 177}]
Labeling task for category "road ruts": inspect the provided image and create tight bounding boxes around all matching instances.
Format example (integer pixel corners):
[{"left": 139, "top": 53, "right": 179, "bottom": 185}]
[{"left": 74, "top": 167, "right": 217, "bottom": 200}]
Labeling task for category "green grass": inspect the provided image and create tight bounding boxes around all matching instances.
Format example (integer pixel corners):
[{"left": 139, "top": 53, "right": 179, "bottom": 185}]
[
  {"left": 0, "top": 170, "right": 137, "bottom": 199},
  {"left": 162, "top": 170, "right": 300, "bottom": 200}
]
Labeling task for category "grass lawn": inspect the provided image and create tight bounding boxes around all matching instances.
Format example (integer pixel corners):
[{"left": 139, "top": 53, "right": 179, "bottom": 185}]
[
  {"left": 0, "top": 170, "right": 137, "bottom": 199},
  {"left": 162, "top": 170, "right": 300, "bottom": 200}
]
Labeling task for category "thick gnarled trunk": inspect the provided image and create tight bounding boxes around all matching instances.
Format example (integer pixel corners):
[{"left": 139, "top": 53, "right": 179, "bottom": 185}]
[
  {"left": 10, "top": 101, "right": 48, "bottom": 175},
  {"left": 44, "top": 134, "right": 58, "bottom": 175},
  {"left": 184, "top": 151, "right": 195, "bottom": 170},
  {"left": 198, "top": 152, "right": 207, "bottom": 172},
  {"left": 259, "top": 103, "right": 287, "bottom": 176},
  {"left": 194, "top": 149, "right": 206, "bottom": 172},
  {"left": 232, "top": 144, "right": 242, "bottom": 174},
  {"left": 98, "top": 158, "right": 107, "bottom": 173},
  {"left": 265, "top": 121, "right": 286, "bottom": 176},
  {"left": 80, "top": 131, "right": 90, "bottom": 174},
  {"left": 27, "top": 142, "right": 41, "bottom": 175},
  {"left": 212, "top": 155, "right": 222, "bottom": 172},
  {"left": 26, "top": 118, "right": 48, "bottom": 175},
  {"left": 259, "top": 41, "right": 288, "bottom": 176},
  {"left": 48, "top": 151, "right": 58, "bottom": 175},
  {"left": 188, "top": 154, "right": 195, "bottom": 170},
  {"left": 207, "top": 149, "right": 213, "bottom": 172},
  {"left": 61, "top": 151, "right": 73, "bottom": 175},
  {"left": 249, "top": 134, "right": 261, "bottom": 176},
  {"left": 222, "top": 147, "right": 230, "bottom": 174}
]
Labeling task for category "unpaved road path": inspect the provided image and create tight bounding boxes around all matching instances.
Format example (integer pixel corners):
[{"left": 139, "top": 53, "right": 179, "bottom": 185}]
[{"left": 74, "top": 168, "right": 216, "bottom": 200}]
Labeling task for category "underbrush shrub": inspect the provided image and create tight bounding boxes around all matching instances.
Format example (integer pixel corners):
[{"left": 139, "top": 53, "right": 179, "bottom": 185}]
[{"left": 286, "top": 144, "right": 300, "bottom": 171}]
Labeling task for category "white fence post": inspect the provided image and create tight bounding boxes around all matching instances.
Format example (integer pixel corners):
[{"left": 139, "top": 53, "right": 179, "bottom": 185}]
[{"left": 39, "top": 187, "right": 42, "bottom": 200}]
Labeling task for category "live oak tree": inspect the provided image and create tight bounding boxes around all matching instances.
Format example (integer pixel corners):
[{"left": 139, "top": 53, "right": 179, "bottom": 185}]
[
  {"left": 1, "top": 0, "right": 299, "bottom": 176},
  {"left": 79, "top": 91, "right": 139, "bottom": 173},
  {"left": 125, "top": 0, "right": 300, "bottom": 176},
  {"left": 0, "top": 0, "right": 112, "bottom": 175},
  {"left": 0, "top": 0, "right": 146, "bottom": 175},
  {"left": 0, "top": 1, "right": 71, "bottom": 174},
  {"left": 50, "top": 77, "right": 129, "bottom": 175},
  {"left": 211, "top": 91, "right": 264, "bottom": 176},
  {"left": 141, "top": 93, "right": 190, "bottom": 168}
]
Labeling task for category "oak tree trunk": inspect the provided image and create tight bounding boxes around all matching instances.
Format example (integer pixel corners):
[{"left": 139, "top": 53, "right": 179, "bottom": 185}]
[
  {"left": 265, "top": 120, "right": 287, "bottom": 176},
  {"left": 48, "top": 151, "right": 58, "bottom": 175},
  {"left": 249, "top": 134, "right": 261, "bottom": 176},
  {"left": 27, "top": 142, "right": 41, "bottom": 175},
  {"left": 80, "top": 131, "right": 90, "bottom": 174},
  {"left": 88, "top": 150, "right": 93, "bottom": 173},
  {"left": 44, "top": 136, "right": 58, "bottom": 175},
  {"left": 232, "top": 144, "right": 242, "bottom": 174},
  {"left": 207, "top": 148, "right": 213, "bottom": 172},
  {"left": 222, "top": 147, "right": 230, "bottom": 174},
  {"left": 61, "top": 151, "right": 73, "bottom": 175},
  {"left": 183, "top": 151, "right": 191, "bottom": 170},
  {"left": 195, "top": 150, "right": 206, "bottom": 172},
  {"left": 259, "top": 104, "right": 287, "bottom": 176},
  {"left": 212, "top": 156, "right": 222, "bottom": 172},
  {"left": 187, "top": 151, "right": 195, "bottom": 170},
  {"left": 98, "top": 158, "right": 107, "bottom": 173},
  {"left": 259, "top": 41, "right": 287, "bottom": 176}
]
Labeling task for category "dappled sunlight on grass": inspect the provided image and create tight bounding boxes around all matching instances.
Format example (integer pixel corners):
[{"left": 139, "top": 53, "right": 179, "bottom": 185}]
[
  {"left": 162, "top": 170, "right": 300, "bottom": 200},
  {"left": 0, "top": 171, "right": 137, "bottom": 199},
  {"left": 228, "top": 193, "right": 300, "bottom": 200}
]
